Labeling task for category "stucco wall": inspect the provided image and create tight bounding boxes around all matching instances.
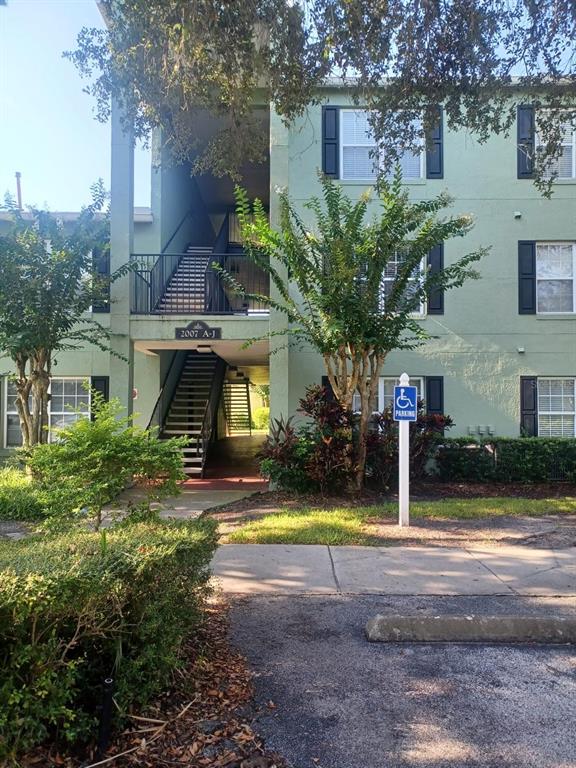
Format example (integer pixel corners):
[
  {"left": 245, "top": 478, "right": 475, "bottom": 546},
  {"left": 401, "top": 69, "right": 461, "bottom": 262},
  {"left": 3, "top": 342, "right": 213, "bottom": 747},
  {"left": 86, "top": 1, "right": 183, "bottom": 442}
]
[{"left": 270, "top": 94, "right": 576, "bottom": 437}]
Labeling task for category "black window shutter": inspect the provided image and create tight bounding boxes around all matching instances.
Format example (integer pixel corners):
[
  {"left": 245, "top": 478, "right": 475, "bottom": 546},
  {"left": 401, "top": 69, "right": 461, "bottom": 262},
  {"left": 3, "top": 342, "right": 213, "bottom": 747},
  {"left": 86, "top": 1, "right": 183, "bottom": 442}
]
[
  {"left": 427, "top": 243, "right": 444, "bottom": 315},
  {"left": 321, "top": 375, "right": 335, "bottom": 401},
  {"left": 426, "top": 106, "right": 443, "bottom": 179},
  {"left": 91, "top": 376, "right": 109, "bottom": 420},
  {"left": 520, "top": 377, "right": 538, "bottom": 436},
  {"left": 517, "top": 105, "right": 535, "bottom": 179},
  {"left": 426, "top": 376, "right": 444, "bottom": 415},
  {"left": 322, "top": 106, "right": 339, "bottom": 179},
  {"left": 518, "top": 241, "right": 536, "bottom": 314},
  {"left": 92, "top": 247, "right": 111, "bottom": 313}
]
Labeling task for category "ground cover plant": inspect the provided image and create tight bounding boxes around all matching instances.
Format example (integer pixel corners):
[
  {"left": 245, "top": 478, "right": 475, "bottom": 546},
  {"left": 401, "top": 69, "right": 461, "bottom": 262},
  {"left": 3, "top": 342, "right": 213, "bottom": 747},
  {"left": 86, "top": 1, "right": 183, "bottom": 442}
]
[
  {"left": 226, "top": 498, "right": 576, "bottom": 546},
  {"left": 0, "top": 466, "right": 46, "bottom": 522},
  {"left": 0, "top": 516, "right": 218, "bottom": 765}
]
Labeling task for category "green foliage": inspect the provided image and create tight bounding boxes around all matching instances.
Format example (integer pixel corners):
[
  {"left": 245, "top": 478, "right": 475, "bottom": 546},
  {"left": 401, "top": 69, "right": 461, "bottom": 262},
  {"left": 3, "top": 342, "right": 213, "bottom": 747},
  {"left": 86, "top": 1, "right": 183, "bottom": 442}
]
[
  {"left": 233, "top": 175, "right": 483, "bottom": 360},
  {"left": 436, "top": 437, "right": 576, "bottom": 483},
  {"left": 227, "top": 175, "right": 482, "bottom": 488},
  {"left": 259, "top": 416, "right": 316, "bottom": 493},
  {"left": 26, "top": 394, "right": 187, "bottom": 529},
  {"left": 259, "top": 387, "right": 452, "bottom": 493},
  {"left": 259, "top": 386, "right": 356, "bottom": 494},
  {"left": 252, "top": 405, "right": 270, "bottom": 430},
  {"left": 0, "top": 518, "right": 218, "bottom": 762},
  {"left": 0, "top": 467, "right": 46, "bottom": 522},
  {"left": 366, "top": 403, "right": 454, "bottom": 488},
  {"left": 252, "top": 383, "right": 270, "bottom": 407},
  {"left": 227, "top": 497, "right": 576, "bottom": 545},
  {"left": 0, "top": 185, "right": 125, "bottom": 448},
  {"left": 68, "top": 1, "right": 574, "bottom": 190}
]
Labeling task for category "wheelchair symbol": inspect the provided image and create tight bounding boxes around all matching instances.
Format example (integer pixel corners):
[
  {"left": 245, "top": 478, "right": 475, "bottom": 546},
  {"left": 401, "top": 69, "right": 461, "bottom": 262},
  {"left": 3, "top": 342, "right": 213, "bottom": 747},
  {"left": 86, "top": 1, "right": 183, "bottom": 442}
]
[{"left": 395, "top": 388, "right": 414, "bottom": 410}]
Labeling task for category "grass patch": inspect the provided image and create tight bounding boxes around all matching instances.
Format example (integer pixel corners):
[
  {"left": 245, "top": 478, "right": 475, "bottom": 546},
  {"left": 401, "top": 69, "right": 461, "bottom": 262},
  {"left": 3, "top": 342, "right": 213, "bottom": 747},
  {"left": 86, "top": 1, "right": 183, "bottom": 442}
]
[
  {"left": 398, "top": 497, "right": 576, "bottom": 519},
  {"left": 228, "top": 508, "right": 370, "bottom": 545},
  {"left": 0, "top": 467, "right": 46, "bottom": 521},
  {"left": 227, "top": 497, "right": 576, "bottom": 545}
]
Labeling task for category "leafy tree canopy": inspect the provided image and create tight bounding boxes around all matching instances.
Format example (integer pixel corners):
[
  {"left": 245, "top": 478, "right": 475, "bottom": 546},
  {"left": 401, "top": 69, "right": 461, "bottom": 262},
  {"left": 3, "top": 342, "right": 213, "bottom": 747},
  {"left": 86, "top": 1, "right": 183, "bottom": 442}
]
[
  {"left": 67, "top": 0, "right": 575, "bottom": 191},
  {"left": 0, "top": 183, "right": 125, "bottom": 447},
  {"left": 221, "top": 173, "right": 485, "bottom": 487}
]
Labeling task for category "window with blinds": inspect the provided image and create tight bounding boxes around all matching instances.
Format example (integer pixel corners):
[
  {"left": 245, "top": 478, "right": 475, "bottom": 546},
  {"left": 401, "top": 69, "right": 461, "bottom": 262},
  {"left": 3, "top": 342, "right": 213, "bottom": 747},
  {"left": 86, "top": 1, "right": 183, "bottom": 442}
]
[
  {"left": 379, "top": 252, "right": 426, "bottom": 315},
  {"left": 352, "top": 376, "right": 423, "bottom": 413},
  {"left": 4, "top": 377, "right": 90, "bottom": 447},
  {"left": 536, "top": 242, "right": 576, "bottom": 314},
  {"left": 340, "top": 110, "right": 423, "bottom": 181},
  {"left": 536, "top": 118, "right": 576, "bottom": 179},
  {"left": 538, "top": 378, "right": 576, "bottom": 437}
]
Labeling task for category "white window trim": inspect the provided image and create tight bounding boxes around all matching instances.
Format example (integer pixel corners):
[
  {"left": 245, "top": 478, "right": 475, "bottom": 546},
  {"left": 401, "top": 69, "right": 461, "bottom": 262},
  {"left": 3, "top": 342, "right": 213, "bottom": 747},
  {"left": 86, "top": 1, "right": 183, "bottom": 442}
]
[
  {"left": 3, "top": 376, "right": 90, "bottom": 448},
  {"left": 535, "top": 116, "right": 576, "bottom": 179},
  {"left": 352, "top": 375, "right": 424, "bottom": 414},
  {"left": 378, "top": 376, "right": 424, "bottom": 413},
  {"left": 536, "top": 241, "right": 576, "bottom": 315},
  {"left": 380, "top": 254, "right": 427, "bottom": 317},
  {"left": 537, "top": 377, "right": 576, "bottom": 437},
  {"left": 339, "top": 109, "right": 425, "bottom": 182}
]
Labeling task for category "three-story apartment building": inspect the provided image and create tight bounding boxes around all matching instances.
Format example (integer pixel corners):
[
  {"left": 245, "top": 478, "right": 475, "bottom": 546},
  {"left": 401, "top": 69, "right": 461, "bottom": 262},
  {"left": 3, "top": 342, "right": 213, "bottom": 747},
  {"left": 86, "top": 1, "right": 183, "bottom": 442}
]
[{"left": 1, "top": 87, "right": 575, "bottom": 475}]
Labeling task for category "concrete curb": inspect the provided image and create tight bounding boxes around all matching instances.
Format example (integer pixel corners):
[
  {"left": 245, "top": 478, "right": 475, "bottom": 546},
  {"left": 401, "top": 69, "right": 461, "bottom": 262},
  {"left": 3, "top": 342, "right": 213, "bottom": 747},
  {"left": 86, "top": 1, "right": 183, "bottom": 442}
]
[{"left": 365, "top": 614, "right": 576, "bottom": 644}]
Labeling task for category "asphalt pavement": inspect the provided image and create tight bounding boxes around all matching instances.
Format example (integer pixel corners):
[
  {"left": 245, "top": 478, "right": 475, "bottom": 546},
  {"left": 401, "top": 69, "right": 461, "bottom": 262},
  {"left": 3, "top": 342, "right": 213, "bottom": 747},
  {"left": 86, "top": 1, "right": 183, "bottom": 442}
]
[{"left": 230, "top": 595, "right": 576, "bottom": 768}]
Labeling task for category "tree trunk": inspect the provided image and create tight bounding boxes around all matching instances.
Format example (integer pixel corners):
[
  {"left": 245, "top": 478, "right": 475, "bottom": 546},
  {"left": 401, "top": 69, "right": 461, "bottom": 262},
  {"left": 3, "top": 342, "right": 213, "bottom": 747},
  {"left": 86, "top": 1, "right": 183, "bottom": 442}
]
[
  {"left": 14, "top": 350, "right": 51, "bottom": 449},
  {"left": 354, "top": 353, "right": 385, "bottom": 491},
  {"left": 322, "top": 348, "right": 385, "bottom": 492}
]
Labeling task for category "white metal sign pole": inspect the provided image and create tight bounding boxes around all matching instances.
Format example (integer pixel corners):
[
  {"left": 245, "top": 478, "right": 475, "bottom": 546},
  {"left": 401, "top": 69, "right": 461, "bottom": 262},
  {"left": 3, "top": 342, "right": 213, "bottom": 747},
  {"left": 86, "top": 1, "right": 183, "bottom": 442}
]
[{"left": 398, "top": 372, "right": 410, "bottom": 527}]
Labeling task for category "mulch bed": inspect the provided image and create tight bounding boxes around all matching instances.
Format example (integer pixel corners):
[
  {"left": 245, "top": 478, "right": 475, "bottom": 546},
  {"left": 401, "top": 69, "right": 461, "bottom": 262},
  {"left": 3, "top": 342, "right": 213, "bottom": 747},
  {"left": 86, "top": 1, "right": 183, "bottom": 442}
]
[
  {"left": 22, "top": 602, "right": 286, "bottom": 768},
  {"left": 209, "top": 481, "right": 576, "bottom": 521}
]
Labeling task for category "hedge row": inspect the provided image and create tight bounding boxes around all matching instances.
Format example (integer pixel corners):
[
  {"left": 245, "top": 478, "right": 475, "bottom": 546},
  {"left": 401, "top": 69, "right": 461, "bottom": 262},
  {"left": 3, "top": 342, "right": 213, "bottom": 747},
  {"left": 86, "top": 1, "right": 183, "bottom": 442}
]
[
  {"left": 435, "top": 437, "right": 576, "bottom": 483},
  {"left": 0, "top": 517, "right": 218, "bottom": 762}
]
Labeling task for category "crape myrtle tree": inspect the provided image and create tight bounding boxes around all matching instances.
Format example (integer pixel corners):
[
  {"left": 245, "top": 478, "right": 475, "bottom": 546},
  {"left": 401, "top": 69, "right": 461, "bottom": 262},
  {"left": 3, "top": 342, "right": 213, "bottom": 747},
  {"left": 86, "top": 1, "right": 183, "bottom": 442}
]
[
  {"left": 0, "top": 183, "right": 125, "bottom": 448},
  {"left": 222, "top": 174, "right": 485, "bottom": 490},
  {"left": 67, "top": 0, "right": 575, "bottom": 192}
]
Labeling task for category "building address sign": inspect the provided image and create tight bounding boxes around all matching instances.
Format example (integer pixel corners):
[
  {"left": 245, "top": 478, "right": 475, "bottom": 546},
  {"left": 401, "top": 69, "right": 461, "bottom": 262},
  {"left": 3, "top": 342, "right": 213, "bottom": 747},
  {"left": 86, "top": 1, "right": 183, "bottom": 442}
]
[{"left": 175, "top": 320, "right": 222, "bottom": 340}]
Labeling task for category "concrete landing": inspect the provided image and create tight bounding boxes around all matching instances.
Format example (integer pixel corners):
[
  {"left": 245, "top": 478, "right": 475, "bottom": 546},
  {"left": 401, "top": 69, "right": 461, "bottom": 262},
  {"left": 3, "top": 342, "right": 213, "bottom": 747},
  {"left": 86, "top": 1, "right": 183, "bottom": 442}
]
[
  {"left": 103, "top": 483, "right": 260, "bottom": 521},
  {"left": 212, "top": 544, "right": 576, "bottom": 596}
]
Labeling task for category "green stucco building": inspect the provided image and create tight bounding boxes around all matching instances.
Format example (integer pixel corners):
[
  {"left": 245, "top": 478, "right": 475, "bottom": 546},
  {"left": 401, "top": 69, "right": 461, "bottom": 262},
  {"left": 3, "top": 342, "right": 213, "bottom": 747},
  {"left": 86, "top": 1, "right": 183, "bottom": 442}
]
[{"left": 1, "top": 90, "right": 575, "bottom": 474}]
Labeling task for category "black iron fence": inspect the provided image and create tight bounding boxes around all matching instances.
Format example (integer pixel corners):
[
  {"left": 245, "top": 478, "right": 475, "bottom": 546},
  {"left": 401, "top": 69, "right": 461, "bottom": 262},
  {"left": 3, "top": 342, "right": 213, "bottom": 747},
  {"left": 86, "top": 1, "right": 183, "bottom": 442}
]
[{"left": 130, "top": 253, "right": 270, "bottom": 315}]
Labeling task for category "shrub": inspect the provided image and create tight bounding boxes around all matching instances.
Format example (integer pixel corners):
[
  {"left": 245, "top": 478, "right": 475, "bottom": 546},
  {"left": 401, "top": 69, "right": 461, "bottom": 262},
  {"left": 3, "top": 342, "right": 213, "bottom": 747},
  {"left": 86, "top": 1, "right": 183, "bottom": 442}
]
[
  {"left": 435, "top": 437, "right": 576, "bottom": 483},
  {"left": 258, "top": 387, "right": 356, "bottom": 494},
  {"left": 365, "top": 402, "right": 453, "bottom": 488},
  {"left": 252, "top": 406, "right": 270, "bottom": 430},
  {"left": 259, "top": 416, "right": 316, "bottom": 493},
  {"left": 259, "top": 389, "right": 452, "bottom": 493},
  {"left": 26, "top": 394, "right": 187, "bottom": 529},
  {"left": 0, "top": 467, "right": 46, "bottom": 521},
  {"left": 298, "top": 386, "right": 356, "bottom": 494},
  {"left": 0, "top": 517, "right": 218, "bottom": 762}
]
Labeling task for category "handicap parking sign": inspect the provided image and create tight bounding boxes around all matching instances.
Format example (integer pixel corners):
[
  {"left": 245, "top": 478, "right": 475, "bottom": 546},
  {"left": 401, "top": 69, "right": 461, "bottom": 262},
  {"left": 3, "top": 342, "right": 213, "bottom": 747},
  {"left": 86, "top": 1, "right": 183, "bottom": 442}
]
[{"left": 393, "top": 385, "right": 417, "bottom": 421}]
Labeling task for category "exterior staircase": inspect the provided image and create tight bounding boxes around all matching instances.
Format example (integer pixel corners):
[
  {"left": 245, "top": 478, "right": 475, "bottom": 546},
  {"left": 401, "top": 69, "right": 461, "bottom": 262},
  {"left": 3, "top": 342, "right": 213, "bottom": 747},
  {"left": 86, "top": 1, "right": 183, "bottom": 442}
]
[
  {"left": 223, "top": 378, "right": 252, "bottom": 435},
  {"left": 155, "top": 246, "right": 213, "bottom": 313},
  {"left": 161, "top": 351, "right": 223, "bottom": 475}
]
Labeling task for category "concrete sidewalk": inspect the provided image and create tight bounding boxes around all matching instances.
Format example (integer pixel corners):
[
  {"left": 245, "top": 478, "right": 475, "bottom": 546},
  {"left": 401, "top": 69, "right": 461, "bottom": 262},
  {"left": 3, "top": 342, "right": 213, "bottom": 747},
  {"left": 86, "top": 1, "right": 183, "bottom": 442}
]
[{"left": 212, "top": 544, "right": 576, "bottom": 596}]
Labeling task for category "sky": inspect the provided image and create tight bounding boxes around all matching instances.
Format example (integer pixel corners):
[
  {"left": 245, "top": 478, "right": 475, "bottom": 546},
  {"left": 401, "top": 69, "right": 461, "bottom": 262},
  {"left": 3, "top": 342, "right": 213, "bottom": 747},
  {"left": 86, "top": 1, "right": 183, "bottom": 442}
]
[{"left": 0, "top": 0, "right": 150, "bottom": 211}]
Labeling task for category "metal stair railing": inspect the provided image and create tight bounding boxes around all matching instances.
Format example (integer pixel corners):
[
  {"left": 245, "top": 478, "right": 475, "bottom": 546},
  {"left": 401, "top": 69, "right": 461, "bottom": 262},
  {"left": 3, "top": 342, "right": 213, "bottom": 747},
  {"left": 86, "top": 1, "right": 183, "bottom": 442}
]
[
  {"left": 147, "top": 351, "right": 187, "bottom": 432},
  {"left": 197, "top": 358, "right": 227, "bottom": 476}
]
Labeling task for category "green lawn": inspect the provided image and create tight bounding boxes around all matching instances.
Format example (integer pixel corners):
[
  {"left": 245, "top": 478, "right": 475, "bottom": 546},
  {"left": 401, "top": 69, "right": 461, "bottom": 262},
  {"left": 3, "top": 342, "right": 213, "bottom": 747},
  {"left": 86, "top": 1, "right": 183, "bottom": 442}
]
[{"left": 226, "top": 497, "right": 576, "bottom": 545}]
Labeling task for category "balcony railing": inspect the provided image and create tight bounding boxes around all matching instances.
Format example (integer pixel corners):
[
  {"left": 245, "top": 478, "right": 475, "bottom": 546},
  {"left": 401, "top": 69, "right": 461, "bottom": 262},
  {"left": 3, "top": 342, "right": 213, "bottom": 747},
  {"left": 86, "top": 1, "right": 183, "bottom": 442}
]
[{"left": 130, "top": 252, "right": 270, "bottom": 315}]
